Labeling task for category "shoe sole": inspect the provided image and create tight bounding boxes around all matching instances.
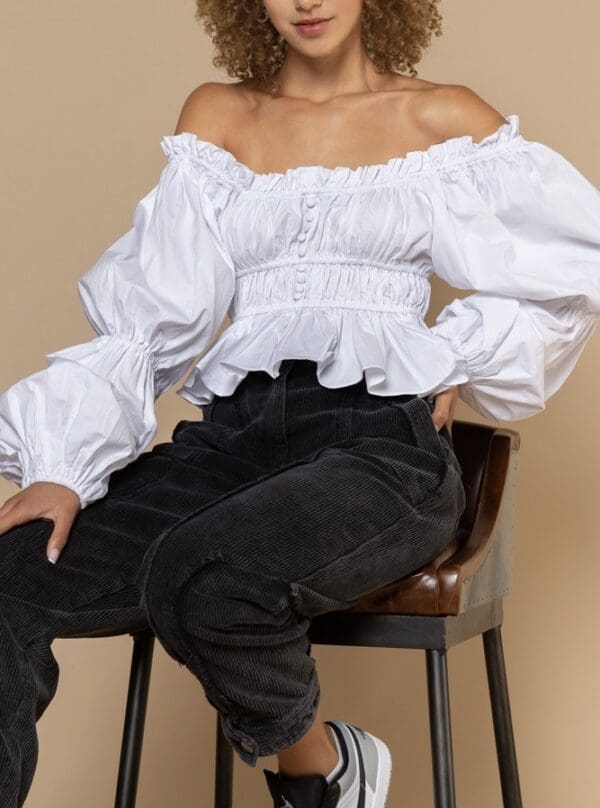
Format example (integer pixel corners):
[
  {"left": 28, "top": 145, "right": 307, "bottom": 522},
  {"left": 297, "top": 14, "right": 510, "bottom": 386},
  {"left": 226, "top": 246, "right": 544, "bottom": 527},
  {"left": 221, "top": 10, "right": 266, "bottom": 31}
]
[{"left": 345, "top": 723, "right": 393, "bottom": 808}]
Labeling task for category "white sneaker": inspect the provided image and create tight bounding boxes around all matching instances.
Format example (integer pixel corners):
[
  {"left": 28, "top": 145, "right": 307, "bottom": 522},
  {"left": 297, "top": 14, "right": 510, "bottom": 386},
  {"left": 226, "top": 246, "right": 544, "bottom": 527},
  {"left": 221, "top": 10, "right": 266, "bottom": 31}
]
[
  {"left": 263, "top": 719, "right": 392, "bottom": 808},
  {"left": 327, "top": 720, "right": 392, "bottom": 808}
]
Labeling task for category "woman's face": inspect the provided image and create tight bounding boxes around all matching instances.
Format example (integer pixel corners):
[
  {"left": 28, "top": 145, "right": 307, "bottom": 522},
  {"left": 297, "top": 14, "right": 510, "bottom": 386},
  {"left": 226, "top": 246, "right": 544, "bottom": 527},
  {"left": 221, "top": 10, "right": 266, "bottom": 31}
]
[{"left": 262, "top": 1, "right": 364, "bottom": 54}]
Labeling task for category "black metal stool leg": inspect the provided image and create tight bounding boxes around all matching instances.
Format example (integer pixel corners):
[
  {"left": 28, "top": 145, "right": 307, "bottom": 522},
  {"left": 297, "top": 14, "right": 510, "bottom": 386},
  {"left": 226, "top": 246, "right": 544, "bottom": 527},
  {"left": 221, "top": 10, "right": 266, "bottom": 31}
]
[
  {"left": 426, "top": 649, "right": 457, "bottom": 808},
  {"left": 214, "top": 714, "right": 234, "bottom": 808},
  {"left": 483, "top": 626, "right": 523, "bottom": 808},
  {"left": 114, "top": 629, "right": 155, "bottom": 808}
]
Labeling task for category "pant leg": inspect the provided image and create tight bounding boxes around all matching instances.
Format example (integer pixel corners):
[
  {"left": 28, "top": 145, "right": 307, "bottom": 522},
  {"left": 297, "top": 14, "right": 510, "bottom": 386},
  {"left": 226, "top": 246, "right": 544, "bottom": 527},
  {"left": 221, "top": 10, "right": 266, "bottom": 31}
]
[
  {"left": 0, "top": 419, "right": 270, "bottom": 808},
  {"left": 137, "top": 372, "right": 466, "bottom": 767}
]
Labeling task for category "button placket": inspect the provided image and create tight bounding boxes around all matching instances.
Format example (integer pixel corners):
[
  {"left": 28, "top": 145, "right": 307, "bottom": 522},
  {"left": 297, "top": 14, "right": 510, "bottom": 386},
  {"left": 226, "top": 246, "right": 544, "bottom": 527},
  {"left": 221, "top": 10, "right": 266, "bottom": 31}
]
[
  {"left": 295, "top": 194, "right": 317, "bottom": 292},
  {"left": 294, "top": 263, "right": 308, "bottom": 299}
]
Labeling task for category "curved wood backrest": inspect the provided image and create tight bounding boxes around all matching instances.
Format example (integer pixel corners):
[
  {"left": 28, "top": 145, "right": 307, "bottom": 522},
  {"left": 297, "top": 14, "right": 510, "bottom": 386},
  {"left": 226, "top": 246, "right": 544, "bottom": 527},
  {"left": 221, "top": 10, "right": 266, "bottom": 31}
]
[
  {"left": 452, "top": 420, "right": 497, "bottom": 533},
  {"left": 349, "top": 419, "right": 521, "bottom": 616}
]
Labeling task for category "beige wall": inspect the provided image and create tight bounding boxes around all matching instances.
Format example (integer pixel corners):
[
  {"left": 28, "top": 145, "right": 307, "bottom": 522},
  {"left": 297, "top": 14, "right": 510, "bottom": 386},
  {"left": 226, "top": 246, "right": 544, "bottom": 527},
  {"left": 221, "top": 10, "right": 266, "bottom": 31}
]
[{"left": 1, "top": 1, "right": 598, "bottom": 806}]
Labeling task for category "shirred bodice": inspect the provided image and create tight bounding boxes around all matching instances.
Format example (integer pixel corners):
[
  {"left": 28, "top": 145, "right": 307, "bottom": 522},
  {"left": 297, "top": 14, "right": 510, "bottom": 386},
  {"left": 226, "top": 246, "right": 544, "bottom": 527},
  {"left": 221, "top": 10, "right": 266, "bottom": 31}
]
[{"left": 1, "top": 113, "right": 599, "bottom": 508}]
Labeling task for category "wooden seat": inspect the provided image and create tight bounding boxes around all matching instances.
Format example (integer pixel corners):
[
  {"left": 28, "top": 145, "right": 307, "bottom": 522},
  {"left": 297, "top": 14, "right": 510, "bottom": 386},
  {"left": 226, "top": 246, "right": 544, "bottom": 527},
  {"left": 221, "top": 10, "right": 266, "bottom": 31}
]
[
  {"left": 301, "top": 419, "right": 523, "bottom": 808},
  {"left": 57, "top": 417, "right": 523, "bottom": 808}
]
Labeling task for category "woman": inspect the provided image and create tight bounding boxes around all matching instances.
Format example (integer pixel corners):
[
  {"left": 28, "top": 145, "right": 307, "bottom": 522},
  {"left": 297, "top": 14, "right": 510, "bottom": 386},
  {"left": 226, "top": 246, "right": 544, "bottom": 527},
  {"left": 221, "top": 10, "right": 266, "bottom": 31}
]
[{"left": 0, "top": 1, "right": 599, "bottom": 806}]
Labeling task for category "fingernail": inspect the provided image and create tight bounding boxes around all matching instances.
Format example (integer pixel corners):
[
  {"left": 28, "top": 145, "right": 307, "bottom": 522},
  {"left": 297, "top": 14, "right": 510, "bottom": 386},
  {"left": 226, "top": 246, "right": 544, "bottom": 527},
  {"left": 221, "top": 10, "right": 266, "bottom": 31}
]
[{"left": 48, "top": 548, "right": 60, "bottom": 564}]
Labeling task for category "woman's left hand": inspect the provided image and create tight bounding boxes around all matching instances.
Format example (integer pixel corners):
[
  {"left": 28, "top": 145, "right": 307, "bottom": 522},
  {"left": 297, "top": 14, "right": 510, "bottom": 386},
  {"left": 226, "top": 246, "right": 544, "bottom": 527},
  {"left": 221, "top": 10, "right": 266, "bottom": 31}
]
[{"left": 431, "top": 386, "right": 459, "bottom": 432}]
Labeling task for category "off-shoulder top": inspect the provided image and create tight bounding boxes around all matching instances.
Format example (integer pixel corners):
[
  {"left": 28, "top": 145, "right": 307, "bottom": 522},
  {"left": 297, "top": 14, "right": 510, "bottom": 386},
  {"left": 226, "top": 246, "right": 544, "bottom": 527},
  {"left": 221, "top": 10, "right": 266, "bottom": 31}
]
[{"left": 1, "top": 113, "right": 599, "bottom": 508}]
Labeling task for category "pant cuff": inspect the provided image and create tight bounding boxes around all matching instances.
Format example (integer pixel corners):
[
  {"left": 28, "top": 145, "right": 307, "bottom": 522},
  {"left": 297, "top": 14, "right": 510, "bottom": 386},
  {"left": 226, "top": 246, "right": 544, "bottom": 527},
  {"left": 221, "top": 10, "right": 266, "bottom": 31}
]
[{"left": 218, "top": 670, "right": 320, "bottom": 766}]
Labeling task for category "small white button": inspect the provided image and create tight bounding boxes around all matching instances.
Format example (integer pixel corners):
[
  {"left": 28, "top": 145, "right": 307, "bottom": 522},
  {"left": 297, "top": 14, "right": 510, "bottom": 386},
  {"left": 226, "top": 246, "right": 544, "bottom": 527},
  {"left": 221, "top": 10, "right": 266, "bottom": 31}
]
[
  {"left": 298, "top": 246, "right": 307, "bottom": 257},
  {"left": 305, "top": 212, "right": 314, "bottom": 222},
  {"left": 298, "top": 233, "right": 306, "bottom": 242},
  {"left": 305, "top": 197, "right": 316, "bottom": 207}
]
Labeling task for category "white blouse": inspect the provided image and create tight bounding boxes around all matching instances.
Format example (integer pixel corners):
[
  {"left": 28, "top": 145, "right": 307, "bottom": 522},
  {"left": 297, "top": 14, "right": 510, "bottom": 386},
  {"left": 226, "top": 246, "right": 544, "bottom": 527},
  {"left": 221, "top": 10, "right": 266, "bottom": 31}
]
[{"left": 1, "top": 113, "right": 599, "bottom": 509}]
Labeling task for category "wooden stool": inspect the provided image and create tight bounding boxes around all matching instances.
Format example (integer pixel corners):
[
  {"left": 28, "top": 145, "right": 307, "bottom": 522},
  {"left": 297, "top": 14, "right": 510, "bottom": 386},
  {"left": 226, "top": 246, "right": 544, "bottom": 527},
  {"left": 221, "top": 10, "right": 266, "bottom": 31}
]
[
  {"left": 60, "top": 417, "right": 522, "bottom": 808},
  {"left": 212, "top": 418, "right": 523, "bottom": 808}
]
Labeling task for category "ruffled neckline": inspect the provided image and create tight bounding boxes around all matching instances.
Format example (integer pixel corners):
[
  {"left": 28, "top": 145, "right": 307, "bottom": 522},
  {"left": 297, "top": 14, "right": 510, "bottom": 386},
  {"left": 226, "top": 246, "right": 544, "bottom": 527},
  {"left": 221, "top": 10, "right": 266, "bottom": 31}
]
[{"left": 160, "top": 113, "right": 522, "bottom": 193}]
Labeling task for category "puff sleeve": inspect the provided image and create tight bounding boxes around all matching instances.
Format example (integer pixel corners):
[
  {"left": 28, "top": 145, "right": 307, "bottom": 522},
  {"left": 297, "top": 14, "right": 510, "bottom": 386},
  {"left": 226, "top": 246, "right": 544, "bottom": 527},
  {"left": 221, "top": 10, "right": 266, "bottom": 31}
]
[
  {"left": 429, "top": 115, "right": 600, "bottom": 421},
  {"left": 0, "top": 135, "right": 235, "bottom": 509}
]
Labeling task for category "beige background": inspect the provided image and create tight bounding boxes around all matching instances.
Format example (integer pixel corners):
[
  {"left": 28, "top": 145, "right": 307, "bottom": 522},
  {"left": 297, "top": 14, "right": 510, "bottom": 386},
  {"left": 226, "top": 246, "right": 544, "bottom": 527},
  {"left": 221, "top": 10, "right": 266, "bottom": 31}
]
[{"left": 1, "top": 1, "right": 598, "bottom": 806}]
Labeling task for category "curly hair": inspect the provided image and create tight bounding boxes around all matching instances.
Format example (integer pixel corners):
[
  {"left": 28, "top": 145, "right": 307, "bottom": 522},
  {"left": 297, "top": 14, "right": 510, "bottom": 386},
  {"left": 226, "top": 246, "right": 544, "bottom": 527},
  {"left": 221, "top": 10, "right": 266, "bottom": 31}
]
[{"left": 194, "top": 0, "right": 443, "bottom": 94}]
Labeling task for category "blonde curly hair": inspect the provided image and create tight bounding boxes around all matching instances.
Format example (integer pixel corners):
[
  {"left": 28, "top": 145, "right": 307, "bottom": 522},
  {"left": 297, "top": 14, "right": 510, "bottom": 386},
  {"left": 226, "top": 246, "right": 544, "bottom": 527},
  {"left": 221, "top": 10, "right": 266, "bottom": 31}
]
[{"left": 194, "top": 0, "right": 443, "bottom": 94}]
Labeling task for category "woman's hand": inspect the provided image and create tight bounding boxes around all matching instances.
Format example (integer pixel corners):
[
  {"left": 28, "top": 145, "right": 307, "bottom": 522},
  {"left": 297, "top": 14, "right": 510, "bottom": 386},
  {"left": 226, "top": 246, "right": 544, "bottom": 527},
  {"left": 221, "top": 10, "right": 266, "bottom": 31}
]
[
  {"left": 0, "top": 482, "right": 81, "bottom": 564},
  {"left": 431, "top": 386, "right": 459, "bottom": 432}
]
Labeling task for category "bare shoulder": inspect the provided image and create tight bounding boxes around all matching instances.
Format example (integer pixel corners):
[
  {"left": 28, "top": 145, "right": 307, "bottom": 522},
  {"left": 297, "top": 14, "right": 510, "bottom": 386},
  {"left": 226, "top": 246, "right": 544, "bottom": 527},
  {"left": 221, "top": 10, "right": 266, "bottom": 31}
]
[
  {"left": 412, "top": 83, "right": 509, "bottom": 144},
  {"left": 172, "top": 81, "right": 246, "bottom": 145}
]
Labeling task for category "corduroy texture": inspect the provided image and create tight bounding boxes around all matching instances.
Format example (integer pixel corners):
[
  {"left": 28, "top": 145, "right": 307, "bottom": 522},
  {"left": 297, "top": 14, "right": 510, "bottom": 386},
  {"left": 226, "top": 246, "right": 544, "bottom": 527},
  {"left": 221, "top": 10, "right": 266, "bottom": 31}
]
[{"left": 0, "top": 359, "right": 465, "bottom": 803}]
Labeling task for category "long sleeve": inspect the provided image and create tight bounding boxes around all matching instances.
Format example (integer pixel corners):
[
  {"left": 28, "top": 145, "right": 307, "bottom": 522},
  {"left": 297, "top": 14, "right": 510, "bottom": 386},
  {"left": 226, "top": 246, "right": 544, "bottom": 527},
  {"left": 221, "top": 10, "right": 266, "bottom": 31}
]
[
  {"left": 429, "top": 119, "right": 600, "bottom": 421},
  {"left": 0, "top": 137, "right": 236, "bottom": 508}
]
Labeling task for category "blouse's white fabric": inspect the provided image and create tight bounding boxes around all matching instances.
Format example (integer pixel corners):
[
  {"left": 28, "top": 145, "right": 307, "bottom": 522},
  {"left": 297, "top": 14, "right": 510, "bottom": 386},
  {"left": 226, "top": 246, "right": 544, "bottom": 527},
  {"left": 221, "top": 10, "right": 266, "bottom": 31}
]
[
  {"left": 0, "top": 113, "right": 599, "bottom": 508},
  {"left": 0, "top": 154, "right": 235, "bottom": 508}
]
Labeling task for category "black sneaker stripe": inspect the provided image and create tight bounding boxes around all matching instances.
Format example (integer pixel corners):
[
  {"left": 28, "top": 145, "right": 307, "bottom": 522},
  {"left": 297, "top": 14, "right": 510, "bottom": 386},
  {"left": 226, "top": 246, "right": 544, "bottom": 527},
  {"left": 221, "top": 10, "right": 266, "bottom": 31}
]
[
  {"left": 327, "top": 721, "right": 350, "bottom": 781},
  {"left": 346, "top": 724, "right": 366, "bottom": 808}
]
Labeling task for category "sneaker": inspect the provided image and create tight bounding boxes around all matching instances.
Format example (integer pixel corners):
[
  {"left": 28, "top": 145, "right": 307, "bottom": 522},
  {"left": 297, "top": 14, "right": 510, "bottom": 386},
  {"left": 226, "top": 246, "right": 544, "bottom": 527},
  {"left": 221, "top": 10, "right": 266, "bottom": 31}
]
[{"left": 263, "top": 719, "right": 392, "bottom": 807}]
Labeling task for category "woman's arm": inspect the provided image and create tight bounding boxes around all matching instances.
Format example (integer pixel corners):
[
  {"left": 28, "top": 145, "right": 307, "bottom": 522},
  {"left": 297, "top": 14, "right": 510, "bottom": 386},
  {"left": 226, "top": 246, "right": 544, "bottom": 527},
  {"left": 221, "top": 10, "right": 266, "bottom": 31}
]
[
  {"left": 0, "top": 86, "right": 236, "bottom": 559},
  {"left": 427, "top": 89, "right": 600, "bottom": 421}
]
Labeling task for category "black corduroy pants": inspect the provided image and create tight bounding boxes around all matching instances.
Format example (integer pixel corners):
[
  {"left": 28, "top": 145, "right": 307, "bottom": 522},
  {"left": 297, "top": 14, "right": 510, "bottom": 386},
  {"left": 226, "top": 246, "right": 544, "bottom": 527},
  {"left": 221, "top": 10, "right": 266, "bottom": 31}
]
[{"left": 0, "top": 358, "right": 466, "bottom": 806}]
